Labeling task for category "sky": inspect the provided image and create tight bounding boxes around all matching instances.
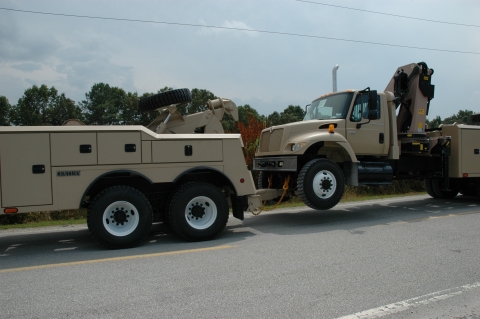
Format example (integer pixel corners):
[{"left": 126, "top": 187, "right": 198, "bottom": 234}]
[{"left": 0, "top": 0, "right": 479, "bottom": 120}]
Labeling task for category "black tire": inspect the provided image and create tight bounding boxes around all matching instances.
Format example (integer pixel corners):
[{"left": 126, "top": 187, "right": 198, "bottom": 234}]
[
  {"left": 257, "top": 171, "right": 268, "bottom": 189},
  {"left": 297, "top": 158, "right": 345, "bottom": 210},
  {"left": 424, "top": 179, "right": 439, "bottom": 198},
  {"left": 160, "top": 187, "right": 179, "bottom": 228},
  {"left": 138, "top": 88, "right": 192, "bottom": 112},
  {"left": 168, "top": 182, "right": 229, "bottom": 241},
  {"left": 431, "top": 179, "right": 458, "bottom": 199},
  {"left": 87, "top": 186, "right": 153, "bottom": 249}
]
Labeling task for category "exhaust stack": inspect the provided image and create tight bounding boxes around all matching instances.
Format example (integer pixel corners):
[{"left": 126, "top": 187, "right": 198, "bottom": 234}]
[{"left": 332, "top": 64, "right": 339, "bottom": 92}]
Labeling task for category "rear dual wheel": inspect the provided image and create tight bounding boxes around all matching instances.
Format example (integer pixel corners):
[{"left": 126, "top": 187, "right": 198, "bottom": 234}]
[
  {"left": 87, "top": 186, "right": 153, "bottom": 249},
  {"left": 168, "top": 182, "right": 229, "bottom": 241}
]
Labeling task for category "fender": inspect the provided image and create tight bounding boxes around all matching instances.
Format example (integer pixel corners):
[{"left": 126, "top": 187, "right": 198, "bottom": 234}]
[
  {"left": 289, "top": 131, "right": 358, "bottom": 163},
  {"left": 173, "top": 166, "right": 237, "bottom": 196},
  {"left": 80, "top": 170, "right": 153, "bottom": 208}
]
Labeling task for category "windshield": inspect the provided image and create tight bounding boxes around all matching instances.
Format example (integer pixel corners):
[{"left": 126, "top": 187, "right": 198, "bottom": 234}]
[{"left": 303, "top": 92, "right": 354, "bottom": 121}]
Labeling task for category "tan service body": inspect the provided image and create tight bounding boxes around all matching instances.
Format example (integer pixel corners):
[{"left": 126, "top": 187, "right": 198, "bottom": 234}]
[
  {"left": 0, "top": 126, "right": 256, "bottom": 213},
  {"left": 0, "top": 89, "right": 280, "bottom": 249}
]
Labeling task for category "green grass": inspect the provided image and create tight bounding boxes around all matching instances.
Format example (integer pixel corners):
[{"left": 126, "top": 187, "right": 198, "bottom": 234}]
[
  {"left": 0, "top": 218, "right": 87, "bottom": 230},
  {"left": 262, "top": 191, "right": 426, "bottom": 210}
]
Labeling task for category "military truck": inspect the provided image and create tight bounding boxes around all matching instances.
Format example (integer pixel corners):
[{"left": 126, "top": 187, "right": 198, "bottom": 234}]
[
  {"left": 253, "top": 62, "right": 480, "bottom": 210},
  {"left": 0, "top": 89, "right": 277, "bottom": 249}
]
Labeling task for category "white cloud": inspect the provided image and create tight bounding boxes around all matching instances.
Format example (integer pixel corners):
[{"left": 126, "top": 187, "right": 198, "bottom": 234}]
[
  {"left": 0, "top": 0, "right": 479, "bottom": 120},
  {"left": 198, "top": 19, "right": 259, "bottom": 37}
]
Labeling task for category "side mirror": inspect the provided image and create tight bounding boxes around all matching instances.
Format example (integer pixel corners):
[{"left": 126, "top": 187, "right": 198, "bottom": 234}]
[{"left": 368, "top": 90, "right": 377, "bottom": 111}]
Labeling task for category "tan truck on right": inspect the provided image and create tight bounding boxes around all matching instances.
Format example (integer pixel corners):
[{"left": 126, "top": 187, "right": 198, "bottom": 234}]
[{"left": 254, "top": 62, "right": 480, "bottom": 210}]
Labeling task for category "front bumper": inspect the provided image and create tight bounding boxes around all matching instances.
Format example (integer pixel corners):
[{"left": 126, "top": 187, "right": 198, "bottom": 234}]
[{"left": 252, "top": 156, "right": 297, "bottom": 172}]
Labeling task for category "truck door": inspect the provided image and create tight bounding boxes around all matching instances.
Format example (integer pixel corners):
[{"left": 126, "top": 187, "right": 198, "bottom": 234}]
[
  {"left": 0, "top": 133, "right": 52, "bottom": 207},
  {"left": 346, "top": 93, "right": 388, "bottom": 156}
]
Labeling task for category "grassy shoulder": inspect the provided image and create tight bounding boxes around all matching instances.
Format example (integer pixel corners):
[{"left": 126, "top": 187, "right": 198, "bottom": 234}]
[
  {"left": 262, "top": 191, "right": 426, "bottom": 210},
  {"left": 0, "top": 192, "right": 426, "bottom": 230},
  {"left": 0, "top": 219, "right": 87, "bottom": 230}
]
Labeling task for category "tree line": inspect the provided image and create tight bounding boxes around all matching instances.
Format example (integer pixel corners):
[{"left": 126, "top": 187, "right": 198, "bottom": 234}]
[
  {"left": 425, "top": 111, "right": 477, "bottom": 128},
  {"left": 0, "top": 83, "right": 475, "bottom": 129},
  {"left": 0, "top": 84, "right": 306, "bottom": 130}
]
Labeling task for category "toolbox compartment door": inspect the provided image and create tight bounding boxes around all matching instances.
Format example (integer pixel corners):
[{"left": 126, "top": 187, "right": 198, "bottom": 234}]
[
  {"left": 97, "top": 132, "right": 141, "bottom": 165},
  {"left": 152, "top": 140, "right": 223, "bottom": 163},
  {"left": 0, "top": 133, "right": 52, "bottom": 207},
  {"left": 51, "top": 133, "right": 97, "bottom": 166},
  {"left": 461, "top": 129, "right": 480, "bottom": 174}
]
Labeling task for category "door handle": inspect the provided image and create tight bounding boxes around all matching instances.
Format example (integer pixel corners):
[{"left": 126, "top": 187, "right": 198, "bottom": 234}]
[{"left": 32, "top": 165, "right": 45, "bottom": 174}]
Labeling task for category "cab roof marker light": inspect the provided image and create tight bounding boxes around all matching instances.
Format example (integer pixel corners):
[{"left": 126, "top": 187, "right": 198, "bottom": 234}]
[{"left": 328, "top": 124, "right": 335, "bottom": 133}]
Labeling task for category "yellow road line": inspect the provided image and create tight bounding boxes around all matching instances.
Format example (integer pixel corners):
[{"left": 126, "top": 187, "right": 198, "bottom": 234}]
[{"left": 0, "top": 245, "right": 237, "bottom": 273}]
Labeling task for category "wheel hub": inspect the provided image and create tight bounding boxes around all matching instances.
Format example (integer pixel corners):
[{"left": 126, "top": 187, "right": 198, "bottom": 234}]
[
  {"left": 190, "top": 203, "right": 206, "bottom": 219},
  {"left": 113, "top": 209, "right": 128, "bottom": 224},
  {"left": 320, "top": 177, "right": 332, "bottom": 191},
  {"left": 184, "top": 196, "right": 217, "bottom": 230},
  {"left": 312, "top": 170, "right": 337, "bottom": 199}
]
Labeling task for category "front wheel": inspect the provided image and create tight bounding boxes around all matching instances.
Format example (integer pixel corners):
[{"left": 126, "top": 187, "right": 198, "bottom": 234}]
[
  {"left": 87, "top": 186, "right": 153, "bottom": 249},
  {"left": 297, "top": 158, "right": 345, "bottom": 210},
  {"left": 168, "top": 182, "right": 229, "bottom": 241},
  {"left": 431, "top": 179, "right": 458, "bottom": 199}
]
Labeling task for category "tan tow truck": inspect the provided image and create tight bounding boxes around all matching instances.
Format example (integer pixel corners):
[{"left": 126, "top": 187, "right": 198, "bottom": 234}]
[
  {"left": 254, "top": 62, "right": 480, "bottom": 210},
  {"left": 0, "top": 89, "right": 275, "bottom": 249}
]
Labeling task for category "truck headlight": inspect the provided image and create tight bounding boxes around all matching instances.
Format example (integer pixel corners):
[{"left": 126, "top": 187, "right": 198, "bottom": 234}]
[{"left": 291, "top": 142, "right": 306, "bottom": 151}]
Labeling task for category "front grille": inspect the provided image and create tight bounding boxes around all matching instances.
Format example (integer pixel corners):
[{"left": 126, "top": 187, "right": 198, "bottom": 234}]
[
  {"left": 260, "top": 131, "right": 270, "bottom": 152},
  {"left": 260, "top": 128, "right": 283, "bottom": 152}
]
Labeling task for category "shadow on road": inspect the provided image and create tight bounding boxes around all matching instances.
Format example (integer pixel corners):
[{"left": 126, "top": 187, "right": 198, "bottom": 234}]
[
  {"left": 1, "top": 195, "right": 478, "bottom": 269},
  {"left": 225, "top": 195, "right": 480, "bottom": 237},
  {"left": 0, "top": 221, "right": 252, "bottom": 269}
]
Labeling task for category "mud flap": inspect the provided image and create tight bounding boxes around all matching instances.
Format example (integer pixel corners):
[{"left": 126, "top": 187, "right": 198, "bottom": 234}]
[{"left": 231, "top": 195, "right": 246, "bottom": 220}]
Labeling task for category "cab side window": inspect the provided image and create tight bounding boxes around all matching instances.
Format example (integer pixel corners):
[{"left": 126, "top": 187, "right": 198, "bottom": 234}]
[{"left": 350, "top": 94, "right": 380, "bottom": 122}]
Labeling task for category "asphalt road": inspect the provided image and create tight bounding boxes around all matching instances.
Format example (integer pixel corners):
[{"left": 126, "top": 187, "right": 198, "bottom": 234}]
[{"left": 1, "top": 194, "right": 480, "bottom": 319}]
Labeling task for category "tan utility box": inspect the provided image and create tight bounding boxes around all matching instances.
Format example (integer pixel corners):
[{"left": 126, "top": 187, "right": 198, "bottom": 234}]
[
  {"left": 442, "top": 124, "right": 480, "bottom": 178},
  {"left": 0, "top": 133, "right": 52, "bottom": 207},
  {"left": 51, "top": 133, "right": 97, "bottom": 166},
  {"left": 97, "top": 132, "right": 142, "bottom": 165}
]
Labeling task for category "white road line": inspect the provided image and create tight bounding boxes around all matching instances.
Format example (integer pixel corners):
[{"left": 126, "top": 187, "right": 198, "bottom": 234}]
[
  {"left": 54, "top": 247, "right": 77, "bottom": 251},
  {"left": 336, "top": 282, "right": 480, "bottom": 319}
]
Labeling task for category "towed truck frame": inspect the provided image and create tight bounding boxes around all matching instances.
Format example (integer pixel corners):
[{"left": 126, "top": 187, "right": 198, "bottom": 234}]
[{"left": 254, "top": 62, "right": 480, "bottom": 210}]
